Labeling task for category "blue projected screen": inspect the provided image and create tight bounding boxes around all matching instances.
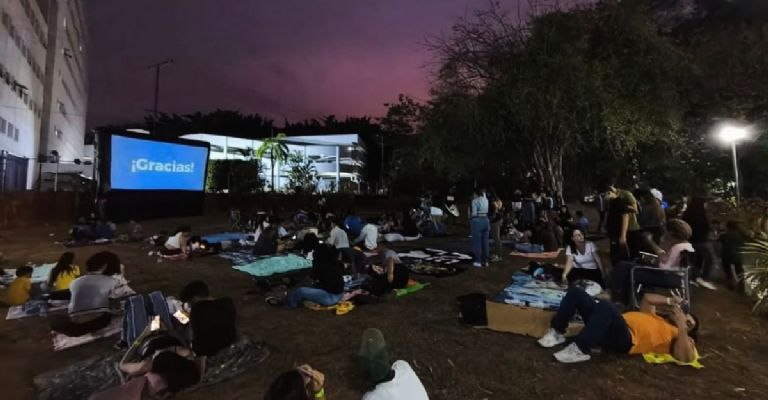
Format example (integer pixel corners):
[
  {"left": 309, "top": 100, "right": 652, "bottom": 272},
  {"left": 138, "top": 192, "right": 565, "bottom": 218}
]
[{"left": 110, "top": 135, "right": 208, "bottom": 191}]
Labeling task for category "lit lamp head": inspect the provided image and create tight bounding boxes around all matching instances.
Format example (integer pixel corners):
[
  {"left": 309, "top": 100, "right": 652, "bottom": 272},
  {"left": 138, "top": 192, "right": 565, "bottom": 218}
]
[{"left": 717, "top": 124, "right": 749, "bottom": 144}]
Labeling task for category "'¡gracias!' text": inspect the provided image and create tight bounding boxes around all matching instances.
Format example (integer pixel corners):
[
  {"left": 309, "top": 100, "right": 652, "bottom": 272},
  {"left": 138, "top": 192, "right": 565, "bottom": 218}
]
[{"left": 130, "top": 158, "right": 195, "bottom": 173}]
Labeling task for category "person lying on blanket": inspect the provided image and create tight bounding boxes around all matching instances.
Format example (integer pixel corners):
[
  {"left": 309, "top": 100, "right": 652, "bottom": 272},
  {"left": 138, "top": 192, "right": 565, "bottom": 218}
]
[
  {"left": 364, "top": 244, "right": 410, "bottom": 296},
  {"left": 538, "top": 287, "right": 699, "bottom": 364},
  {"left": 89, "top": 351, "right": 200, "bottom": 400},
  {"left": 50, "top": 252, "right": 122, "bottom": 336},
  {"left": 267, "top": 244, "right": 345, "bottom": 308},
  {"left": 264, "top": 364, "right": 327, "bottom": 400}
]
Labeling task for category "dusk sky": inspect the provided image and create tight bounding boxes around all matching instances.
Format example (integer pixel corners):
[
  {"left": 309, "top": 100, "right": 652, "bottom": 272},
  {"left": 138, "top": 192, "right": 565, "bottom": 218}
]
[
  {"left": 86, "top": 0, "right": 531, "bottom": 128},
  {"left": 86, "top": 0, "right": 517, "bottom": 127}
]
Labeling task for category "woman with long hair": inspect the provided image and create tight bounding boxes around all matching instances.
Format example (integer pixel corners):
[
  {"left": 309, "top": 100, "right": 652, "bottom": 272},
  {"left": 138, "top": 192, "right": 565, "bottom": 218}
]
[
  {"left": 682, "top": 197, "right": 717, "bottom": 290},
  {"left": 47, "top": 252, "right": 80, "bottom": 292}
]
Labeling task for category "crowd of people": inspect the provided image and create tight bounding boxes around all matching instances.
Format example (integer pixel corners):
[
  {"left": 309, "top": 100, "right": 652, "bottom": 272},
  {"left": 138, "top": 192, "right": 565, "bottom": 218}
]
[{"left": 1, "top": 182, "right": 765, "bottom": 398}]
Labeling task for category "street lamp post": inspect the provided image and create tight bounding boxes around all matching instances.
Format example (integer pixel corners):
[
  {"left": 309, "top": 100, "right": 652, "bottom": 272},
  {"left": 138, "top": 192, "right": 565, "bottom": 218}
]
[{"left": 717, "top": 124, "right": 749, "bottom": 206}]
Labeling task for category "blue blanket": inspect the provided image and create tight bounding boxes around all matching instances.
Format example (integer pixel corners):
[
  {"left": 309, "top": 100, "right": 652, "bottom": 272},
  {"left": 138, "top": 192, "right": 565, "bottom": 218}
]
[
  {"left": 495, "top": 272, "right": 568, "bottom": 311},
  {"left": 202, "top": 232, "right": 249, "bottom": 244},
  {"left": 230, "top": 254, "right": 311, "bottom": 277}
]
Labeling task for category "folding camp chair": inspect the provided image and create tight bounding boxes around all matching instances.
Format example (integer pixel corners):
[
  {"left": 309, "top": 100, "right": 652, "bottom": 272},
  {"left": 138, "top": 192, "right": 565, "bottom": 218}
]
[{"left": 629, "top": 251, "right": 693, "bottom": 310}]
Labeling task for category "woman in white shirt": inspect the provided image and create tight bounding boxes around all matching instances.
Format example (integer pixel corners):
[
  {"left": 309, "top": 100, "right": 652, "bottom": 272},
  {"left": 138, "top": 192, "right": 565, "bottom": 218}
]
[
  {"left": 164, "top": 226, "right": 191, "bottom": 255},
  {"left": 562, "top": 229, "right": 605, "bottom": 285}
]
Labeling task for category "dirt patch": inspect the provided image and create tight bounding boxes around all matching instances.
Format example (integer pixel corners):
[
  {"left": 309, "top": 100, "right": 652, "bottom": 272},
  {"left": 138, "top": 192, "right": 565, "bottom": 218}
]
[{"left": 1, "top": 216, "right": 767, "bottom": 400}]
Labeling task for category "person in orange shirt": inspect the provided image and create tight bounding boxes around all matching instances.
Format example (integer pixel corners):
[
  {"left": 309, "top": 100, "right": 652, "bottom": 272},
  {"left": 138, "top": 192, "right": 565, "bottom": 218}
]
[
  {"left": 2, "top": 266, "right": 33, "bottom": 306},
  {"left": 538, "top": 287, "right": 699, "bottom": 364}
]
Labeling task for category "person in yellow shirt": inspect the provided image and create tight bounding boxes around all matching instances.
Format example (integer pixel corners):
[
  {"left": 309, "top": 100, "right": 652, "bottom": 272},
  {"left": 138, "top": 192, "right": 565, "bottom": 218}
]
[
  {"left": 3, "top": 266, "right": 33, "bottom": 305},
  {"left": 538, "top": 287, "right": 699, "bottom": 364},
  {"left": 47, "top": 252, "right": 80, "bottom": 292}
]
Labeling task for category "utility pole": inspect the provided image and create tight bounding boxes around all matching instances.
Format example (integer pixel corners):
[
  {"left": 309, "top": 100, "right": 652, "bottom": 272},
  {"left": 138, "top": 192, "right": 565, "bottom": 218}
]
[{"left": 147, "top": 59, "right": 174, "bottom": 119}]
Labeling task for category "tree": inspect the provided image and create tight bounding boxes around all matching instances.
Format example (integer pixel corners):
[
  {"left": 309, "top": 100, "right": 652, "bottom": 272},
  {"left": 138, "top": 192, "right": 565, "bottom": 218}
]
[
  {"left": 286, "top": 151, "right": 318, "bottom": 194},
  {"left": 418, "top": 0, "right": 695, "bottom": 194},
  {"left": 255, "top": 133, "right": 290, "bottom": 191},
  {"left": 206, "top": 159, "right": 264, "bottom": 193}
]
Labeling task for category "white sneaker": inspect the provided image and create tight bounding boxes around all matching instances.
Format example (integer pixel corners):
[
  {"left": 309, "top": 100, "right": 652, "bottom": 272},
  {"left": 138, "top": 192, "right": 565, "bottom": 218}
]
[
  {"left": 473, "top": 262, "right": 483, "bottom": 268},
  {"left": 554, "top": 342, "right": 591, "bottom": 363},
  {"left": 695, "top": 278, "right": 717, "bottom": 290},
  {"left": 537, "top": 328, "right": 566, "bottom": 348},
  {"left": 482, "top": 263, "right": 489, "bottom": 267}
]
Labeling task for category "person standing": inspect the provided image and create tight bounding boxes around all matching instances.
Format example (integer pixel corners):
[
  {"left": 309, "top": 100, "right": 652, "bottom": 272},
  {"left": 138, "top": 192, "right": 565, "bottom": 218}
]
[
  {"left": 604, "top": 180, "right": 641, "bottom": 265},
  {"left": 683, "top": 197, "right": 718, "bottom": 290},
  {"left": 489, "top": 193, "right": 504, "bottom": 263},
  {"left": 595, "top": 191, "right": 608, "bottom": 233},
  {"left": 469, "top": 188, "right": 490, "bottom": 267}
]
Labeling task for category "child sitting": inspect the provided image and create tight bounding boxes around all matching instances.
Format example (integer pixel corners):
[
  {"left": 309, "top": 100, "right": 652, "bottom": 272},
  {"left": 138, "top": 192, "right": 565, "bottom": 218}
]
[{"left": 2, "top": 266, "right": 33, "bottom": 306}]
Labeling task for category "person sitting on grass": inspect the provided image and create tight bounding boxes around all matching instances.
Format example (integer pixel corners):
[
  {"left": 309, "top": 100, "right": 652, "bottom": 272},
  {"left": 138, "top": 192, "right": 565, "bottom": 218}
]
[
  {"left": 538, "top": 287, "right": 699, "bottom": 364},
  {"left": 1, "top": 265, "right": 33, "bottom": 306},
  {"left": 253, "top": 224, "right": 279, "bottom": 256},
  {"left": 177, "top": 281, "right": 237, "bottom": 365},
  {"left": 50, "top": 252, "right": 120, "bottom": 336},
  {"left": 46, "top": 252, "right": 80, "bottom": 298},
  {"left": 514, "top": 218, "right": 558, "bottom": 253},
  {"left": 354, "top": 217, "right": 380, "bottom": 251},
  {"left": 89, "top": 351, "right": 200, "bottom": 400},
  {"left": 268, "top": 244, "right": 345, "bottom": 308},
  {"left": 359, "top": 328, "right": 429, "bottom": 400},
  {"left": 264, "top": 364, "right": 326, "bottom": 400},
  {"left": 561, "top": 229, "right": 605, "bottom": 285},
  {"left": 364, "top": 244, "right": 410, "bottom": 297}
]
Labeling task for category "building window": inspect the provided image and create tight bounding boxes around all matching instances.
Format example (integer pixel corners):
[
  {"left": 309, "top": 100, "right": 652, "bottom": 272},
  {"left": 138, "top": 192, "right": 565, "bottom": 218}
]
[
  {"left": 0, "top": 117, "right": 5, "bottom": 134},
  {"left": 7, "top": 122, "right": 14, "bottom": 138},
  {"left": 55, "top": 127, "right": 63, "bottom": 139},
  {"left": 14, "top": 128, "right": 19, "bottom": 142}
]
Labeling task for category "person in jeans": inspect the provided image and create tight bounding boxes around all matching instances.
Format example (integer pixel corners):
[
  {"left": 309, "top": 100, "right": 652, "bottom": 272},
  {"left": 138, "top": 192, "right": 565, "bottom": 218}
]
[
  {"left": 469, "top": 188, "right": 490, "bottom": 267},
  {"left": 489, "top": 193, "right": 504, "bottom": 262},
  {"left": 273, "top": 244, "right": 345, "bottom": 308},
  {"left": 682, "top": 197, "right": 717, "bottom": 290},
  {"left": 538, "top": 287, "right": 700, "bottom": 364}
]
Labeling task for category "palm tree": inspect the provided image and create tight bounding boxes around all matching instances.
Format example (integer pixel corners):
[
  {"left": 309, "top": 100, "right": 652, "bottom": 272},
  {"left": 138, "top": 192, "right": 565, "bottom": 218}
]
[{"left": 255, "top": 133, "right": 290, "bottom": 191}]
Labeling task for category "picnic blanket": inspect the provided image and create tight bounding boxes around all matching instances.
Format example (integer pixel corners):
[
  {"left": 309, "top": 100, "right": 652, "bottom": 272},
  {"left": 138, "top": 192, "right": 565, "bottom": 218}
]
[
  {"left": 35, "top": 337, "right": 269, "bottom": 400},
  {"left": 508, "top": 249, "right": 564, "bottom": 259},
  {"left": 395, "top": 281, "right": 430, "bottom": 297},
  {"left": 52, "top": 316, "right": 123, "bottom": 351},
  {"left": 495, "top": 272, "right": 601, "bottom": 311},
  {"left": 61, "top": 238, "right": 113, "bottom": 248},
  {"left": 397, "top": 248, "right": 473, "bottom": 266},
  {"left": 0, "top": 263, "right": 55, "bottom": 285},
  {"left": 202, "top": 231, "right": 249, "bottom": 244},
  {"left": 230, "top": 254, "right": 311, "bottom": 277},
  {"left": 218, "top": 248, "right": 263, "bottom": 266},
  {"left": 407, "top": 262, "right": 467, "bottom": 277},
  {"left": 6, "top": 300, "right": 68, "bottom": 320}
]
